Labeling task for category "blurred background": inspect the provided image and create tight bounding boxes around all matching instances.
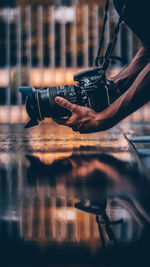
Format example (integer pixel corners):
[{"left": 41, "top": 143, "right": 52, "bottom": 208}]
[
  {"left": 1, "top": 2, "right": 150, "bottom": 263},
  {"left": 0, "top": 0, "right": 149, "bottom": 123},
  {"left": 0, "top": 0, "right": 140, "bottom": 103}
]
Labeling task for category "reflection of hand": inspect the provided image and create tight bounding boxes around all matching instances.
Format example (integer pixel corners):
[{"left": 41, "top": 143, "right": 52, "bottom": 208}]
[{"left": 53, "top": 96, "right": 112, "bottom": 133}]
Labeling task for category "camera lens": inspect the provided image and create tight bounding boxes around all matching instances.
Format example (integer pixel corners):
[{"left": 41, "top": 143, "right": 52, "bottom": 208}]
[
  {"left": 39, "top": 85, "right": 75, "bottom": 118},
  {"left": 19, "top": 85, "right": 81, "bottom": 128}
]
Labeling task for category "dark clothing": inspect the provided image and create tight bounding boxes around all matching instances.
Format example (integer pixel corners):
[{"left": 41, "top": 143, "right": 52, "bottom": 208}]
[{"left": 113, "top": 0, "right": 150, "bottom": 46}]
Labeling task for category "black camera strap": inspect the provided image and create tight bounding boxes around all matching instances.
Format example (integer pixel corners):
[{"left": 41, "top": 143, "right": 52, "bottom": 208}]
[
  {"left": 95, "top": 0, "right": 110, "bottom": 67},
  {"left": 95, "top": 0, "right": 127, "bottom": 70}
]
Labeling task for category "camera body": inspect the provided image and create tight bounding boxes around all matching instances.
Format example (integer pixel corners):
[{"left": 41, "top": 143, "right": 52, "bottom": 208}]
[
  {"left": 74, "top": 67, "right": 109, "bottom": 111},
  {"left": 19, "top": 67, "right": 110, "bottom": 128}
]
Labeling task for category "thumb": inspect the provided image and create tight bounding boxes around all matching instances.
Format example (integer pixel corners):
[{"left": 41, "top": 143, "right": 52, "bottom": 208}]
[{"left": 55, "top": 97, "right": 76, "bottom": 112}]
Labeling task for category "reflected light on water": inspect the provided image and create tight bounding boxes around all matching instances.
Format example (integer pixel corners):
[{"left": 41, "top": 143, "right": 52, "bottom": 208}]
[
  {"left": 55, "top": 207, "right": 77, "bottom": 221},
  {"left": 0, "top": 149, "right": 147, "bottom": 247},
  {"left": 0, "top": 113, "right": 150, "bottom": 265}
]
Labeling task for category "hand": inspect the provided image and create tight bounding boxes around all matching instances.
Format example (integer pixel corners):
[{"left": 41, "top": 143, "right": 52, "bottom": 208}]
[{"left": 52, "top": 97, "right": 111, "bottom": 133}]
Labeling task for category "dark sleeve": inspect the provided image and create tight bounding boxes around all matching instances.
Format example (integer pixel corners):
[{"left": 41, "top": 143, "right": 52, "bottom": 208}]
[{"left": 113, "top": 0, "right": 150, "bottom": 46}]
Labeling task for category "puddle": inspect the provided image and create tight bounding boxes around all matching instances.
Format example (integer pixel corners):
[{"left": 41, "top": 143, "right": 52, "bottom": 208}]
[{"left": 0, "top": 120, "right": 150, "bottom": 266}]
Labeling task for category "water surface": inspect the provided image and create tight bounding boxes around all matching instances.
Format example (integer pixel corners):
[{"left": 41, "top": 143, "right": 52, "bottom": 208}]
[{"left": 0, "top": 112, "right": 150, "bottom": 266}]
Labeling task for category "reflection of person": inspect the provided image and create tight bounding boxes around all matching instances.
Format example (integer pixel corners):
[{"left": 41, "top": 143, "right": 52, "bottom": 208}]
[
  {"left": 26, "top": 153, "right": 150, "bottom": 227},
  {"left": 26, "top": 152, "right": 148, "bottom": 198},
  {"left": 53, "top": 0, "right": 150, "bottom": 133}
]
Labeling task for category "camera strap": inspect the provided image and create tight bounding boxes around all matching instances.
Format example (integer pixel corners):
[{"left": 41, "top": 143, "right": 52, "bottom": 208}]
[{"left": 95, "top": 0, "right": 127, "bottom": 70}]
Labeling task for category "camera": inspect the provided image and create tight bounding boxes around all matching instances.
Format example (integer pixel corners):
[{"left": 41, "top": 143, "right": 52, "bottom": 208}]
[
  {"left": 19, "top": 0, "right": 125, "bottom": 129},
  {"left": 19, "top": 67, "right": 110, "bottom": 128}
]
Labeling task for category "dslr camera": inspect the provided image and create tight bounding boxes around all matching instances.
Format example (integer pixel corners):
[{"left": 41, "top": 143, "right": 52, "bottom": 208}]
[
  {"left": 19, "top": 67, "right": 111, "bottom": 128},
  {"left": 19, "top": 0, "right": 125, "bottom": 129}
]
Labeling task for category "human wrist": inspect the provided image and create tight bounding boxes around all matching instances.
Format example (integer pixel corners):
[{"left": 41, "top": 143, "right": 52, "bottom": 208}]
[{"left": 95, "top": 108, "right": 116, "bottom": 131}]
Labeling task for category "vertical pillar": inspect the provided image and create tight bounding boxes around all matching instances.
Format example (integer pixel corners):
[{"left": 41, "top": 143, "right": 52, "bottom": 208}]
[
  {"left": 60, "top": 6, "right": 66, "bottom": 84},
  {"left": 93, "top": 5, "right": 99, "bottom": 66},
  {"left": 38, "top": 6, "right": 44, "bottom": 90},
  {"left": 27, "top": 6, "right": 32, "bottom": 85},
  {"left": 6, "top": 7, "right": 11, "bottom": 121},
  {"left": 72, "top": 6, "right": 77, "bottom": 69},
  {"left": 17, "top": 7, "right": 22, "bottom": 105},
  {"left": 83, "top": 5, "right": 89, "bottom": 68},
  {"left": 49, "top": 6, "right": 55, "bottom": 86}
]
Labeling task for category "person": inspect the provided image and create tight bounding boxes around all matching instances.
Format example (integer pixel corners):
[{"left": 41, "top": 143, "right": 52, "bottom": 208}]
[{"left": 53, "top": 0, "right": 150, "bottom": 133}]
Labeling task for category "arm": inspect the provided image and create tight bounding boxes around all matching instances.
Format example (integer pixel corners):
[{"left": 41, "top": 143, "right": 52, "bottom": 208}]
[
  {"left": 54, "top": 62, "right": 150, "bottom": 133},
  {"left": 100, "top": 62, "right": 150, "bottom": 130},
  {"left": 109, "top": 45, "right": 150, "bottom": 99}
]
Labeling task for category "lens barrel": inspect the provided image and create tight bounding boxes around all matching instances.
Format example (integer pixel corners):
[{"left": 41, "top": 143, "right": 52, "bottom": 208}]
[
  {"left": 39, "top": 85, "right": 78, "bottom": 118},
  {"left": 19, "top": 85, "right": 81, "bottom": 128}
]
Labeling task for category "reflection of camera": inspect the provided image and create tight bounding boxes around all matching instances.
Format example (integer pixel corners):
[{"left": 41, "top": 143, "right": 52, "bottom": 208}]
[{"left": 19, "top": 67, "right": 110, "bottom": 128}]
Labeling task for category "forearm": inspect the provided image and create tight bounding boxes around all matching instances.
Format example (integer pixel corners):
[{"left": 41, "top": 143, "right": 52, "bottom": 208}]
[
  {"left": 54, "top": 62, "right": 150, "bottom": 134},
  {"left": 98, "top": 63, "right": 150, "bottom": 129},
  {"left": 111, "top": 45, "right": 150, "bottom": 95}
]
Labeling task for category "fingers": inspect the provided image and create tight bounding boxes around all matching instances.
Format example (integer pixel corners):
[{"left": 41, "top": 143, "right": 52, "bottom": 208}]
[
  {"left": 55, "top": 97, "right": 76, "bottom": 112},
  {"left": 53, "top": 117, "right": 74, "bottom": 127},
  {"left": 53, "top": 116, "right": 81, "bottom": 131},
  {"left": 79, "top": 128, "right": 87, "bottom": 134},
  {"left": 52, "top": 117, "right": 69, "bottom": 125},
  {"left": 72, "top": 124, "right": 81, "bottom": 132}
]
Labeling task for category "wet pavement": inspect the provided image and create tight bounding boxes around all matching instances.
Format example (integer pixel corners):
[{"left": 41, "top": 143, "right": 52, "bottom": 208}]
[{"left": 0, "top": 108, "right": 150, "bottom": 266}]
